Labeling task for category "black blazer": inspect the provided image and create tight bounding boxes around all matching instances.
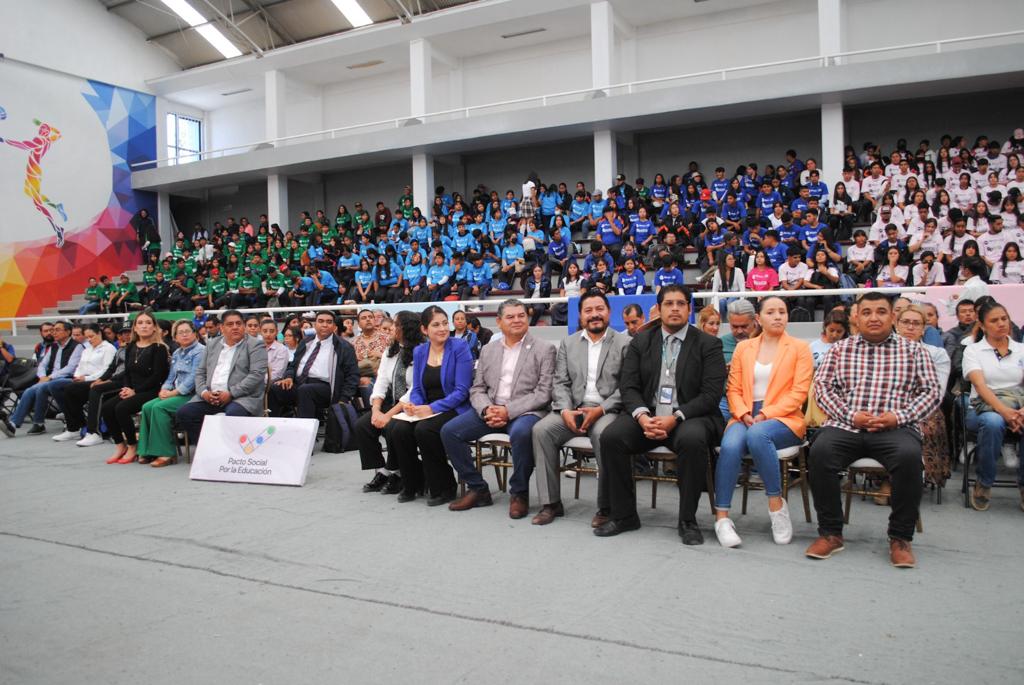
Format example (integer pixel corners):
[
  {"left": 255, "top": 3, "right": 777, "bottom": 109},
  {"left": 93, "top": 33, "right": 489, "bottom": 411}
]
[
  {"left": 619, "top": 324, "right": 726, "bottom": 427},
  {"left": 284, "top": 334, "right": 360, "bottom": 404}
]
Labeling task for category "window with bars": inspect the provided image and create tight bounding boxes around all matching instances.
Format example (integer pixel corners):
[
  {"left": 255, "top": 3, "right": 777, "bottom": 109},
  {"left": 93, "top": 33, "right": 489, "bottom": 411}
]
[{"left": 166, "top": 113, "right": 203, "bottom": 165}]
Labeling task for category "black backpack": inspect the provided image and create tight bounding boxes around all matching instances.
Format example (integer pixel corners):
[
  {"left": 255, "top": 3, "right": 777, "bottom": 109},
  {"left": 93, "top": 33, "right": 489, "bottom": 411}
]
[{"left": 3, "top": 358, "right": 38, "bottom": 392}]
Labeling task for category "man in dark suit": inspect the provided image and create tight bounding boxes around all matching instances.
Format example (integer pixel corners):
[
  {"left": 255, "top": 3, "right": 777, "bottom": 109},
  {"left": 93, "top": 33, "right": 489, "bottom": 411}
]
[
  {"left": 595, "top": 284, "right": 727, "bottom": 545},
  {"left": 269, "top": 311, "right": 360, "bottom": 419}
]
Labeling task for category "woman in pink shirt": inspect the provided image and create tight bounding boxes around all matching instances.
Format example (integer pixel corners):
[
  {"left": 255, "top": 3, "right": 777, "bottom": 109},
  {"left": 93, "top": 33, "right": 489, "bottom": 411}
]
[{"left": 745, "top": 250, "right": 779, "bottom": 291}]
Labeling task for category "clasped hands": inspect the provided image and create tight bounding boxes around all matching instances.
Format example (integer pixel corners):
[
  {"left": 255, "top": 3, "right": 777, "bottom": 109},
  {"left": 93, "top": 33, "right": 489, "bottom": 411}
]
[
  {"left": 561, "top": 406, "right": 604, "bottom": 434},
  {"left": 852, "top": 411, "right": 899, "bottom": 432},
  {"left": 638, "top": 412, "right": 676, "bottom": 440},
  {"left": 201, "top": 389, "right": 233, "bottom": 407},
  {"left": 400, "top": 403, "right": 435, "bottom": 419},
  {"left": 482, "top": 404, "right": 510, "bottom": 428}
]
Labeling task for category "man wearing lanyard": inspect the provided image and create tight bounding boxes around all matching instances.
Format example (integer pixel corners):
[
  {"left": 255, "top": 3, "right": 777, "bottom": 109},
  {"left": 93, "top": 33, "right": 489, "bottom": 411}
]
[
  {"left": 270, "top": 311, "right": 359, "bottom": 419},
  {"left": 595, "top": 285, "right": 727, "bottom": 544}
]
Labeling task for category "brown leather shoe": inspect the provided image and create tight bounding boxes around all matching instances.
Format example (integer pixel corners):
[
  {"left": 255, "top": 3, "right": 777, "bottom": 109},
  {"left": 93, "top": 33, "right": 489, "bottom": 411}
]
[
  {"left": 509, "top": 494, "right": 529, "bottom": 520},
  {"left": 805, "top": 534, "right": 845, "bottom": 559},
  {"left": 448, "top": 488, "right": 493, "bottom": 511},
  {"left": 591, "top": 509, "right": 610, "bottom": 528},
  {"left": 889, "top": 538, "right": 916, "bottom": 568},
  {"left": 531, "top": 502, "right": 564, "bottom": 525}
]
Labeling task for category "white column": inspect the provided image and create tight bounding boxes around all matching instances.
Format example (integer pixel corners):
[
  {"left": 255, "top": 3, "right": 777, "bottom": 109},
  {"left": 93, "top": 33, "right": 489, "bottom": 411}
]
[
  {"left": 594, "top": 129, "right": 617, "bottom": 194},
  {"left": 820, "top": 102, "right": 845, "bottom": 192},
  {"left": 412, "top": 153, "right": 434, "bottom": 214},
  {"left": 268, "top": 174, "right": 289, "bottom": 231},
  {"left": 265, "top": 69, "right": 288, "bottom": 142},
  {"left": 156, "top": 191, "right": 174, "bottom": 247},
  {"left": 818, "top": 0, "right": 843, "bottom": 62},
  {"left": 409, "top": 38, "right": 432, "bottom": 118},
  {"left": 590, "top": 1, "right": 615, "bottom": 89}
]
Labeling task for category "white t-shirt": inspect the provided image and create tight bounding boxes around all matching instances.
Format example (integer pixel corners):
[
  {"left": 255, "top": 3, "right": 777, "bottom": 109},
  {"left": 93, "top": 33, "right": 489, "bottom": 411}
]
[
  {"left": 912, "top": 262, "right": 946, "bottom": 286},
  {"left": 978, "top": 230, "right": 1009, "bottom": 263},
  {"left": 842, "top": 177, "right": 861, "bottom": 201},
  {"left": 861, "top": 175, "right": 888, "bottom": 199},
  {"left": 877, "top": 263, "right": 909, "bottom": 285},
  {"left": 846, "top": 243, "right": 874, "bottom": 262},
  {"left": 950, "top": 185, "right": 977, "bottom": 209},
  {"left": 989, "top": 259, "right": 1024, "bottom": 284},
  {"left": 941, "top": 232, "right": 971, "bottom": 258},
  {"left": 808, "top": 339, "right": 834, "bottom": 369},
  {"left": 962, "top": 337, "right": 1024, "bottom": 399},
  {"left": 908, "top": 230, "right": 943, "bottom": 256},
  {"left": 778, "top": 261, "right": 809, "bottom": 286}
]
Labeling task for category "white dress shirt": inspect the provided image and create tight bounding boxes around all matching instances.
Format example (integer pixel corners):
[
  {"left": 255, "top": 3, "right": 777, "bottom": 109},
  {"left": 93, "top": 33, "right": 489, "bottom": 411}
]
[
  {"left": 210, "top": 341, "right": 239, "bottom": 392},
  {"left": 265, "top": 341, "right": 289, "bottom": 382},
  {"left": 581, "top": 330, "right": 607, "bottom": 406},
  {"left": 299, "top": 337, "right": 334, "bottom": 383},
  {"left": 494, "top": 338, "right": 524, "bottom": 405},
  {"left": 73, "top": 340, "right": 116, "bottom": 381}
]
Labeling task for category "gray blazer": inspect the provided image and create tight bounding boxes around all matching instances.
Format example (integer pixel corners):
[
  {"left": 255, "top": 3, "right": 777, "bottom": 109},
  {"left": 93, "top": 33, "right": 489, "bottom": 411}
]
[
  {"left": 551, "top": 328, "right": 629, "bottom": 413},
  {"left": 189, "top": 335, "right": 268, "bottom": 417},
  {"left": 470, "top": 332, "right": 556, "bottom": 420}
]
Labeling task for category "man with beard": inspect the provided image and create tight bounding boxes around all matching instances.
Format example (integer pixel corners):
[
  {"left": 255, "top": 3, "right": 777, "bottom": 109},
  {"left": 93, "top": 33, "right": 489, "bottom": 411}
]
[
  {"left": 530, "top": 290, "right": 631, "bottom": 526},
  {"left": 34, "top": 322, "right": 54, "bottom": 364}
]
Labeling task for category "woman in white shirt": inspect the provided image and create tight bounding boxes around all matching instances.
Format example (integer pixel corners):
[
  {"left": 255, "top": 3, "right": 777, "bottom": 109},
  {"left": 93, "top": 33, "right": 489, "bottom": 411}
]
[
  {"left": 877, "top": 247, "right": 909, "bottom": 287},
  {"left": 550, "top": 261, "right": 583, "bottom": 326},
  {"left": 711, "top": 252, "right": 745, "bottom": 318},
  {"left": 51, "top": 324, "right": 117, "bottom": 442},
  {"left": 989, "top": 242, "right": 1024, "bottom": 284},
  {"left": 951, "top": 173, "right": 978, "bottom": 210},
  {"left": 999, "top": 196, "right": 1020, "bottom": 230},
  {"left": 962, "top": 300, "right": 1024, "bottom": 511},
  {"left": 355, "top": 311, "right": 422, "bottom": 495}
]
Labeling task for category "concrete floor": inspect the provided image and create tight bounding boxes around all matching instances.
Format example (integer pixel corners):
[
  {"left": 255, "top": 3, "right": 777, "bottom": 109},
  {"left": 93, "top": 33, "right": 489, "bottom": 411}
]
[{"left": 1, "top": 423, "right": 1022, "bottom": 685}]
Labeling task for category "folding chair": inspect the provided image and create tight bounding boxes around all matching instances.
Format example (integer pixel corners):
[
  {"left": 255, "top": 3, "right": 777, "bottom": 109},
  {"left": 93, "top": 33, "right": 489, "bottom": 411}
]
[
  {"left": 633, "top": 446, "right": 716, "bottom": 512},
  {"left": 842, "top": 458, "right": 924, "bottom": 533},
  {"left": 473, "top": 433, "right": 512, "bottom": 492},
  {"left": 739, "top": 442, "right": 812, "bottom": 523},
  {"left": 955, "top": 396, "right": 1021, "bottom": 508}
]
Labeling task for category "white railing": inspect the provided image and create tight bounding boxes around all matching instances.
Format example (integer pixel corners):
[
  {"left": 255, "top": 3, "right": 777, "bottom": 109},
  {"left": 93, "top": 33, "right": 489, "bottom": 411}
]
[{"left": 131, "top": 29, "right": 1024, "bottom": 170}]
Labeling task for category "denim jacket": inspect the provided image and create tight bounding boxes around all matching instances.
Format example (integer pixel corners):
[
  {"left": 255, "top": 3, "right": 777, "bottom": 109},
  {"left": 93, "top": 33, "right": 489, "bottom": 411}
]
[{"left": 163, "top": 340, "right": 204, "bottom": 395}]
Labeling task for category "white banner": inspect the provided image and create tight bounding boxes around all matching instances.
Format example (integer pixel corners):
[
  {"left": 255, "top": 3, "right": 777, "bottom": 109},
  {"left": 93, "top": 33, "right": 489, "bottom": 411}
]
[{"left": 189, "top": 415, "right": 318, "bottom": 486}]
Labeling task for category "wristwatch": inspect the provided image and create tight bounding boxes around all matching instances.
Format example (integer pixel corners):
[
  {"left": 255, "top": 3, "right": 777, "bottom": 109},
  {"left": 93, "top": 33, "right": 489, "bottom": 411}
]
[{"left": 674, "top": 410, "right": 685, "bottom": 425}]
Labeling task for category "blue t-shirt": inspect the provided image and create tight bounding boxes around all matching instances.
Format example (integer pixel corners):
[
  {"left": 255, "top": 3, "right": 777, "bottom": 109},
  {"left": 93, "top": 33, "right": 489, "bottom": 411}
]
[
  {"left": 403, "top": 263, "right": 426, "bottom": 286},
  {"left": 354, "top": 270, "right": 374, "bottom": 288},
  {"left": 338, "top": 254, "right": 360, "bottom": 268},
  {"left": 376, "top": 265, "right": 398, "bottom": 287},
  {"left": 502, "top": 244, "right": 525, "bottom": 262},
  {"left": 630, "top": 218, "right": 655, "bottom": 244},
  {"left": 777, "top": 225, "right": 802, "bottom": 244},
  {"left": 790, "top": 197, "right": 809, "bottom": 214},
  {"left": 617, "top": 271, "right": 644, "bottom": 295},
  {"left": 755, "top": 191, "right": 783, "bottom": 216},
  {"left": 805, "top": 180, "right": 828, "bottom": 200},
  {"left": 589, "top": 200, "right": 606, "bottom": 219},
  {"left": 468, "top": 263, "right": 491, "bottom": 286},
  {"left": 427, "top": 264, "right": 451, "bottom": 286},
  {"left": 704, "top": 229, "right": 725, "bottom": 247},
  {"left": 452, "top": 232, "right": 477, "bottom": 254},
  {"left": 597, "top": 218, "right": 624, "bottom": 246},
  {"left": 711, "top": 178, "right": 730, "bottom": 202},
  {"left": 765, "top": 243, "right": 788, "bottom": 270},
  {"left": 720, "top": 202, "right": 747, "bottom": 223},
  {"left": 653, "top": 268, "right": 685, "bottom": 288}
]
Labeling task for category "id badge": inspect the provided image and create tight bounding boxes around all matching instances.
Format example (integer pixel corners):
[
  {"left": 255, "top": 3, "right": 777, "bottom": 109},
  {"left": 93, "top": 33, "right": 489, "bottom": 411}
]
[{"left": 658, "top": 385, "right": 674, "bottom": 405}]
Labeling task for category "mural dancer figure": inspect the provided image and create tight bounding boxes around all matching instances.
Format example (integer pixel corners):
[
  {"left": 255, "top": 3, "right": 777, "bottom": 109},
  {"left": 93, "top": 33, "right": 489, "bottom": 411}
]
[{"left": 0, "top": 118, "right": 68, "bottom": 247}]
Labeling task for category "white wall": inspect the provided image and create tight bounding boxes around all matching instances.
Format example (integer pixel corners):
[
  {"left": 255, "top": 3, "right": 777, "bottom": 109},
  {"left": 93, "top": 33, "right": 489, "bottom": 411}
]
[
  {"left": 637, "top": 111, "right": 822, "bottom": 179},
  {"left": 322, "top": 70, "right": 411, "bottom": 129},
  {"left": 461, "top": 36, "right": 591, "bottom": 107},
  {"left": 207, "top": 101, "right": 266, "bottom": 152},
  {"left": 322, "top": 163, "right": 413, "bottom": 213},
  {"left": 844, "top": 0, "right": 1024, "bottom": 52},
  {"left": 634, "top": 0, "right": 818, "bottom": 81},
  {"left": 0, "top": 0, "right": 178, "bottom": 92},
  {"left": 461, "top": 139, "right": 593, "bottom": 196}
]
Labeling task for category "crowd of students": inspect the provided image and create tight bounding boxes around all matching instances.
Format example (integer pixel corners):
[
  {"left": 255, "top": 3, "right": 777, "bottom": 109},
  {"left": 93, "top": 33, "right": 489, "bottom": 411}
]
[
  {"left": 2, "top": 282, "right": 1022, "bottom": 569},
  {"left": 72, "top": 130, "right": 1024, "bottom": 329}
]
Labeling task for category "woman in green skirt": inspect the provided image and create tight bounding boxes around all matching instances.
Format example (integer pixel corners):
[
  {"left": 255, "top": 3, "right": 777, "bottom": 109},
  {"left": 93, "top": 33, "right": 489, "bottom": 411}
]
[{"left": 137, "top": 320, "right": 205, "bottom": 467}]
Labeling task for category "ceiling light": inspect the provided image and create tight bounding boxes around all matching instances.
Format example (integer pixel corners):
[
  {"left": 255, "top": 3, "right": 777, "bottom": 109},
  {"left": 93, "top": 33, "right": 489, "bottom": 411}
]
[
  {"left": 159, "top": 0, "right": 243, "bottom": 59},
  {"left": 500, "top": 28, "right": 547, "bottom": 39},
  {"left": 221, "top": 87, "right": 254, "bottom": 96},
  {"left": 346, "top": 59, "right": 384, "bottom": 69},
  {"left": 330, "top": 0, "right": 373, "bottom": 28}
]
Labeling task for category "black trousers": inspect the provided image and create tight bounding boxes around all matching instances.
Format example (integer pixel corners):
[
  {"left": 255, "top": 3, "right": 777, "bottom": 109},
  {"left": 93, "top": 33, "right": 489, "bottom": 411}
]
[
  {"left": 63, "top": 380, "right": 120, "bottom": 433},
  {"left": 600, "top": 414, "right": 719, "bottom": 524},
  {"left": 354, "top": 410, "right": 400, "bottom": 471},
  {"left": 269, "top": 379, "right": 330, "bottom": 418},
  {"left": 809, "top": 426, "right": 923, "bottom": 541},
  {"left": 390, "top": 410, "right": 458, "bottom": 497},
  {"left": 101, "top": 390, "right": 159, "bottom": 445}
]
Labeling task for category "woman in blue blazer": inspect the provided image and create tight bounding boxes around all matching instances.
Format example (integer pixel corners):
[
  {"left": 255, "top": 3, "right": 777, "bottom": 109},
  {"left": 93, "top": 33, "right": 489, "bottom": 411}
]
[{"left": 391, "top": 305, "right": 474, "bottom": 505}]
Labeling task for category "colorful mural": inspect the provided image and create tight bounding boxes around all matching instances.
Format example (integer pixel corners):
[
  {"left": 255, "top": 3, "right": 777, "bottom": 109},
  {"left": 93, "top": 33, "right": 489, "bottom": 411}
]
[{"left": 0, "top": 78, "right": 155, "bottom": 317}]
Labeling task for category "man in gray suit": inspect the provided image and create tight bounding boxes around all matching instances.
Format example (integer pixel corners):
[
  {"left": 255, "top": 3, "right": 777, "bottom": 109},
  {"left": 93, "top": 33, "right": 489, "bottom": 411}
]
[
  {"left": 175, "top": 309, "right": 268, "bottom": 444},
  {"left": 441, "top": 299, "right": 556, "bottom": 519},
  {"left": 531, "top": 290, "right": 629, "bottom": 525}
]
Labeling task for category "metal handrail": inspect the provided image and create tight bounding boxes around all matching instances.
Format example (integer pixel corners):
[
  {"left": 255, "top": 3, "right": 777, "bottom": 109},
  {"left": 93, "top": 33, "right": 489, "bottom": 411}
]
[{"left": 131, "top": 29, "right": 1024, "bottom": 170}]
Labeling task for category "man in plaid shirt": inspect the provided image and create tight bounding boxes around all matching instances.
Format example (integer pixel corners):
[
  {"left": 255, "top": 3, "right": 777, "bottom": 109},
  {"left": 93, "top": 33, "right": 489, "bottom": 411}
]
[{"left": 806, "top": 291, "right": 941, "bottom": 568}]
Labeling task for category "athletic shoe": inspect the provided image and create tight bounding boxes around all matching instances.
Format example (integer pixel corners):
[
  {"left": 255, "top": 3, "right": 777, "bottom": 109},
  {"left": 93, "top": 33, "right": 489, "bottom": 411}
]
[
  {"left": 1003, "top": 443, "right": 1019, "bottom": 470},
  {"left": 769, "top": 500, "right": 793, "bottom": 545},
  {"left": 76, "top": 433, "right": 105, "bottom": 447},
  {"left": 714, "top": 518, "right": 742, "bottom": 548},
  {"left": 52, "top": 430, "right": 80, "bottom": 442}
]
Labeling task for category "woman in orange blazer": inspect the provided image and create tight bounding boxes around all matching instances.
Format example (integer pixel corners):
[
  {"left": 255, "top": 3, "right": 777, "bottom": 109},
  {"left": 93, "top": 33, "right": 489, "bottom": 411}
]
[{"left": 714, "top": 295, "right": 813, "bottom": 549}]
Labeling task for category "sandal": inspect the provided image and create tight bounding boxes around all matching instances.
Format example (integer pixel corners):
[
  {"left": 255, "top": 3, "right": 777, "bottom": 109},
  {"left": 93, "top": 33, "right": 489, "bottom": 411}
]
[
  {"left": 138, "top": 456, "right": 154, "bottom": 465},
  {"left": 150, "top": 456, "right": 177, "bottom": 468}
]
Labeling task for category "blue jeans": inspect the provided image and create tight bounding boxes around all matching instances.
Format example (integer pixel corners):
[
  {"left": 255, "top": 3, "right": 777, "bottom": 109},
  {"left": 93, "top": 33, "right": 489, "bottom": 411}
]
[
  {"left": 439, "top": 409, "right": 540, "bottom": 497},
  {"left": 10, "top": 378, "right": 73, "bottom": 427},
  {"left": 78, "top": 301, "right": 100, "bottom": 315},
  {"left": 715, "top": 401, "right": 802, "bottom": 510},
  {"left": 718, "top": 395, "right": 731, "bottom": 423},
  {"left": 965, "top": 407, "right": 1024, "bottom": 487}
]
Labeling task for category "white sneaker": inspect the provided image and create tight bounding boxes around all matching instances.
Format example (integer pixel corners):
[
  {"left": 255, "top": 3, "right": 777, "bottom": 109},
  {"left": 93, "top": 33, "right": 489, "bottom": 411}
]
[
  {"left": 1003, "top": 444, "right": 1019, "bottom": 470},
  {"left": 52, "top": 430, "right": 80, "bottom": 442},
  {"left": 76, "top": 433, "right": 104, "bottom": 447},
  {"left": 769, "top": 500, "right": 793, "bottom": 545},
  {"left": 714, "top": 518, "right": 742, "bottom": 548}
]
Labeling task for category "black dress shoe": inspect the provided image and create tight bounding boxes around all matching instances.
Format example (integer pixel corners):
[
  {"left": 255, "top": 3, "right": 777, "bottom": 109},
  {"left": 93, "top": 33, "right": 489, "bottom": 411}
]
[
  {"left": 0, "top": 418, "right": 15, "bottom": 438},
  {"left": 380, "top": 473, "right": 403, "bottom": 495},
  {"left": 396, "top": 490, "right": 417, "bottom": 503},
  {"left": 679, "top": 521, "right": 704, "bottom": 546},
  {"left": 362, "top": 472, "right": 388, "bottom": 493},
  {"left": 26, "top": 424, "right": 46, "bottom": 436},
  {"left": 593, "top": 516, "right": 642, "bottom": 537},
  {"left": 427, "top": 487, "right": 458, "bottom": 507}
]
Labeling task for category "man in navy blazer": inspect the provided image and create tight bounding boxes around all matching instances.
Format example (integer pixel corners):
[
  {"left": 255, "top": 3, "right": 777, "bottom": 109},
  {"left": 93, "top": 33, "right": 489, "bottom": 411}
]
[{"left": 440, "top": 299, "right": 556, "bottom": 519}]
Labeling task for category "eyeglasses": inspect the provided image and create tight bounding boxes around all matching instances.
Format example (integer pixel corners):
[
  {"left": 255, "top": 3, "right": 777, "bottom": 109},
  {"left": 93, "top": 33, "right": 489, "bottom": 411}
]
[{"left": 897, "top": 320, "right": 924, "bottom": 328}]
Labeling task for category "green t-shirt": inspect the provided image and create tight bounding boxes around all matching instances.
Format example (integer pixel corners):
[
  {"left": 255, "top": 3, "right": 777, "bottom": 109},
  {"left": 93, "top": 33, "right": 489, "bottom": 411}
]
[
  {"left": 335, "top": 213, "right": 351, "bottom": 228},
  {"left": 161, "top": 266, "right": 179, "bottom": 280},
  {"left": 210, "top": 278, "right": 227, "bottom": 296},
  {"left": 298, "top": 236, "right": 310, "bottom": 250},
  {"left": 117, "top": 282, "right": 138, "bottom": 302},
  {"left": 256, "top": 233, "right": 269, "bottom": 247},
  {"left": 226, "top": 277, "right": 240, "bottom": 292},
  {"left": 250, "top": 263, "right": 268, "bottom": 279},
  {"left": 183, "top": 259, "right": 199, "bottom": 276},
  {"left": 239, "top": 275, "right": 259, "bottom": 290},
  {"left": 142, "top": 272, "right": 157, "bottom": 286},
  {"left": 195, "top": 281, "right": 212, "bottom": 297},
  {"left": 171, "top": 246, "right": 185, "bottom": 259},
  {"left": 104, "top": 284, "right": 119, "bottom": 299},
  {"left": 85, "top": 285, "right": 104, "bottom": 301},
  {"left": 266, "top": 273, "right": 288, "bottom": 290},
  {"left": 232, "top": 242, "right": 247, "bottom": 257}
]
